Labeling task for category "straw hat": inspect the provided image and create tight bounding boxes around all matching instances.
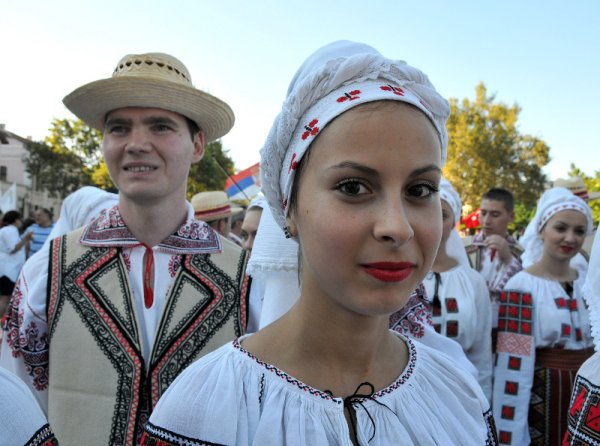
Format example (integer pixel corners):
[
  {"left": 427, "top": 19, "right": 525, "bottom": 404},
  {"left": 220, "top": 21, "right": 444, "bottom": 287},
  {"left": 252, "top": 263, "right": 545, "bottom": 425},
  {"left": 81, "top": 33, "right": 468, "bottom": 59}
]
[
  {"left": 192, "top": 191, "right": 243, "bottom": 222},
  {"left": 553, "top": 176, "right": 600, "bottom": 201},
  {"left": 63, "top": 52, "right": 234, "bottom": 142}
]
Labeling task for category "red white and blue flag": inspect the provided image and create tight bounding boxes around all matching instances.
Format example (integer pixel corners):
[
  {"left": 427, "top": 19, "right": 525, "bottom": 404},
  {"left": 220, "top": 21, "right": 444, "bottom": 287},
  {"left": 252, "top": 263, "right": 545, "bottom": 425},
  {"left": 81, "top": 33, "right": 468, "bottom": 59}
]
[{"left": 225, "top": 162, "right": 261, "bottom": 201}]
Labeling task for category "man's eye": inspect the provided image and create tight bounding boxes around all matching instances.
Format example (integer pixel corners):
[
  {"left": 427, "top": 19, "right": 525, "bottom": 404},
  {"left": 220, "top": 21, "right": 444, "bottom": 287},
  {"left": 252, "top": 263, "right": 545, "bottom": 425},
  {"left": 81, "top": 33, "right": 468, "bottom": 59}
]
[{"left": 108, "top": 125, "right": 128, "bottom": 134}]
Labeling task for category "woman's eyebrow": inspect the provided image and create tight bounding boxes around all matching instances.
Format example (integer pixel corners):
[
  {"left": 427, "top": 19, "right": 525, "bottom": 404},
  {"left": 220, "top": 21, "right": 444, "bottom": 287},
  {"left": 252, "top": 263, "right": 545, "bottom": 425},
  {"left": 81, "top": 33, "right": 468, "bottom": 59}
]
[
  {"left": 407, "top": 164, "right": 442, "bottom": 179},
  {"left": 328, "top": 161, "right": 379, "bottom": 177}
]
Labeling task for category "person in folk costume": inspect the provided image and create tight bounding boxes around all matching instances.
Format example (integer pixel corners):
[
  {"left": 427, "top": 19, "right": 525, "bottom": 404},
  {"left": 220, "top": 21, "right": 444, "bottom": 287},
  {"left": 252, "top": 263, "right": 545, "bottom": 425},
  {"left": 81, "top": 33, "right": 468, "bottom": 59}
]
[
  {"left": 0, "top": 53, "right": 250, "bottom": 445},
  {"left": 422, "top": 178, "right": 493, "bottom": 401},
  {"left": 564, "top": 221, "right": 600, "bottom": 445},
  {"left": 465, "top": 188, "right": 524, "bottom": 352},
  {"left": 492, "top": 187, "right": 594, "bottom": 445},
  {"left": 141, "top": 40, "right": 498, "bottom": 446}
]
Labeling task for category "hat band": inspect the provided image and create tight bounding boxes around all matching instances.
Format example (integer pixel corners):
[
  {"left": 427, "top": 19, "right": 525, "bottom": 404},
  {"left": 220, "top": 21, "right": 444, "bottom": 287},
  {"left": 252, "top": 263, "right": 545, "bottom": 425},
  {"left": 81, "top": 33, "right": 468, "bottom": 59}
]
[{"left": 195, "top": 204, "right": 232, "bottom": 219}]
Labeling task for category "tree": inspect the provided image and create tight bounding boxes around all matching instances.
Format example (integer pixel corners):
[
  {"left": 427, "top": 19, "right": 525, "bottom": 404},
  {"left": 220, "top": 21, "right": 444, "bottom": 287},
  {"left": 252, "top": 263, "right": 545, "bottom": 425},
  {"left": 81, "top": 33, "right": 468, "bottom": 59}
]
[
  {"left": 24, "top": 139, "right": 93, "bottom": 198},
  {"left": 444, "top": 83, "right": 550, "bottom": 212},
  {"left": 187, "top": 140, "right": 236, "bottom": 200}
]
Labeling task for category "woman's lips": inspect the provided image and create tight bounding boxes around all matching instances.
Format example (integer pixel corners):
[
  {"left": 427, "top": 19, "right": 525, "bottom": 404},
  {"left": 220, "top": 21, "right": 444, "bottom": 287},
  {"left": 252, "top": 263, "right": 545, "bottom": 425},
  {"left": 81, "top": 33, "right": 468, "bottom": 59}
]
[
  {"left": 560, "top": 246, "right": 575, "bottom": 254},
  {"left": 362, "top": 262, "right": 415, "bottom": 283}
]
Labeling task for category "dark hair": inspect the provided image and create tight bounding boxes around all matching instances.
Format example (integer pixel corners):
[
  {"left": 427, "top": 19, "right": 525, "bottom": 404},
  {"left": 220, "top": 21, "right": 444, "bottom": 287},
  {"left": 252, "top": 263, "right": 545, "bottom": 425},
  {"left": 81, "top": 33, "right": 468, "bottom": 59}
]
[
  {"left": 185, "top": 118, "right": 201, "bottom": 141},
  {"left": 38, "top": 208, "right": 53, "bottom": 220},
  {"left": 2, "top": 210, "right": 21, "bottom": 225},
  {"left": 482, "top": 188, "right": 515, "bottom": 212}
]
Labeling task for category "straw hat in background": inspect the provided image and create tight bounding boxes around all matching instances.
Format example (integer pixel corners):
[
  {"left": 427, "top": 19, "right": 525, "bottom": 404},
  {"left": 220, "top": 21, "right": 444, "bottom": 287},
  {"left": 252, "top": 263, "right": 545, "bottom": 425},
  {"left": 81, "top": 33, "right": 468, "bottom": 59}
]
[
  {"left": 553, "top": 176, "right": 600, "bottom": 201},
  {"left": 63, "top": 52, "right": 234, "bottom": 143},
  {"left": 192, "top": 191, "right": 243, "bottom": 222}
]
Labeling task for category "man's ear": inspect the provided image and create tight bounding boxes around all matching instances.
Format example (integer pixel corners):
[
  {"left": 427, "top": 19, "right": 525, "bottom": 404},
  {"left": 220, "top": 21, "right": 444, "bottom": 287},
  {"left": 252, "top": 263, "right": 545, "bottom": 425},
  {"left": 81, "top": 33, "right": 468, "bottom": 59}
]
[
  {"left": 508, "top": 211, "right": 515, "bottom": 223},
  {"left": 192, "top": 130, "right": 205, "bottom": 163}
]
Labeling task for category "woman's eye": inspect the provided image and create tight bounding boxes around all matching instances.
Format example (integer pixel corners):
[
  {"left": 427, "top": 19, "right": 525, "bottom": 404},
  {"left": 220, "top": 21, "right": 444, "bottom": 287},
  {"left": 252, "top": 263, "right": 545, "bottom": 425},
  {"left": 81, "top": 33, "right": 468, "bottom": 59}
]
[
  {"left": 336, "top": 179, "right": 369, "bottom": 196},
  {"left": 408, "top": 183, "right": 438, "bottom": 199}
]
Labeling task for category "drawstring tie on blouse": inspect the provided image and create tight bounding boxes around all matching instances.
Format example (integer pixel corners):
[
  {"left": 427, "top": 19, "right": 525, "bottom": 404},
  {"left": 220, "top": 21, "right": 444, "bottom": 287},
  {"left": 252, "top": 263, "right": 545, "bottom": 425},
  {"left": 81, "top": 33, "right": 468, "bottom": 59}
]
[
  {"left": 141, "top": 244, "right": 154, "bottom": 308},
  {"left": 329, "top": 382, "right": 396, "bottom": 444}
]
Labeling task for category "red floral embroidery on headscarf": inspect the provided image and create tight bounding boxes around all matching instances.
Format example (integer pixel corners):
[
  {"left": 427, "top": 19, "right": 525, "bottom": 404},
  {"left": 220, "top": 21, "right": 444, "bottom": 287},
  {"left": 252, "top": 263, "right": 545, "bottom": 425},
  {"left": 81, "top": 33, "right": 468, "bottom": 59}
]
[
  {"left": 337, "top": 90, "right": 361, "bottom": 102},
  {"left": 301, "top": 119, "right": 319, "bottom": 140},
  {"left": 380, "top": 84, "right": 404, "bottom": 96}
]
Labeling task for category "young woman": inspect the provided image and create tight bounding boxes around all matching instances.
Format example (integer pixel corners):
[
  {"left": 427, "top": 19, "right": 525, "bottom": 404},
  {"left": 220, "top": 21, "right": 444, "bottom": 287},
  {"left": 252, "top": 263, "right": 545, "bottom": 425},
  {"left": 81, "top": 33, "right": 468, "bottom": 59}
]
[
  {"left": 493, "top": 187, "right": 594, "bottom": 445},
  {"left": 422, "top": 178, "right": 492, "bottom": 401},
  {"left": 142, "top": 41, "right": 496, "bottom": 445}
]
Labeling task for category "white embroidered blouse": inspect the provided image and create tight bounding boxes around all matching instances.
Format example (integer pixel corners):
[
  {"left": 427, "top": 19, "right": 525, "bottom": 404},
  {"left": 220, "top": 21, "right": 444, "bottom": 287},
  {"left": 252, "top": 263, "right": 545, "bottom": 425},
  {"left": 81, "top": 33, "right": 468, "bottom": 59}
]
[
  {"left": 422, "top": 264, "right": 493, "bottom": 401},
  {"left": 492, "top": 270, "right": 592, "bottom": 445},
  {"left": 144, "top": 333, "right": 497, "bottom": 446}
]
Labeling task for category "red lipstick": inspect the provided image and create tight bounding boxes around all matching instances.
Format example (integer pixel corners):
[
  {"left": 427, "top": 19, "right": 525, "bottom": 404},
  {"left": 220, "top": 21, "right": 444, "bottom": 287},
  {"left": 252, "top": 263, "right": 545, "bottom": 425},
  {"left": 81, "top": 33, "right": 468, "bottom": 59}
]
[
  {"left": 560, "top": 246, "right": 575, "bottom": 254},
  {"left": 362, "top": 262, "right": 415, "bottom": 283}
]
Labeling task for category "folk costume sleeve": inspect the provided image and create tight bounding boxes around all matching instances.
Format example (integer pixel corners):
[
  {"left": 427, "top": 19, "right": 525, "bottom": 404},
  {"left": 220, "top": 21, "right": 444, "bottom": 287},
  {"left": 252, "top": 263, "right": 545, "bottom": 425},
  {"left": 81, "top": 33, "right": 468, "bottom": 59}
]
[
  {"left": 0, "top": 245, "right": 51, "bottom": 413},
  {"left": 467, "top": 268, "right": 493, "bottom": 402},
  {"left": 493, "top": 272, "right": 593, "bottom": 445}
]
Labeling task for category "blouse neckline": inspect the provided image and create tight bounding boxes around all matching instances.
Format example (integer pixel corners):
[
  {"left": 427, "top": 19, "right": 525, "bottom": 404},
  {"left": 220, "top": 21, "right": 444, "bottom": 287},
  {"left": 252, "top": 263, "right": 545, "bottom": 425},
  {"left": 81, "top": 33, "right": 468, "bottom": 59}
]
[{"left": 232, "top": 332, "right": 418, "bottom": 406}]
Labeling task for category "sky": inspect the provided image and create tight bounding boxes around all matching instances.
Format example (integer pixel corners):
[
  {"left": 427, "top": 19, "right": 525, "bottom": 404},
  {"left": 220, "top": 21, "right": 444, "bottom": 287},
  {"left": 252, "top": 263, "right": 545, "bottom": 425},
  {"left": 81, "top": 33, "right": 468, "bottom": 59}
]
[{"left": 2, "top": 0, "right": 599, "bottom": 181}]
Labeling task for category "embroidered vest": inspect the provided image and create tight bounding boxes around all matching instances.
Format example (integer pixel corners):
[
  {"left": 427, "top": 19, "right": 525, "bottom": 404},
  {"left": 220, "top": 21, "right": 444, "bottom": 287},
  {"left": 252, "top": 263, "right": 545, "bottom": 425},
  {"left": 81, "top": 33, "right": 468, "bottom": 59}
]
[{"left": 46, "top": 227, "right": 249, "bottom": 446}]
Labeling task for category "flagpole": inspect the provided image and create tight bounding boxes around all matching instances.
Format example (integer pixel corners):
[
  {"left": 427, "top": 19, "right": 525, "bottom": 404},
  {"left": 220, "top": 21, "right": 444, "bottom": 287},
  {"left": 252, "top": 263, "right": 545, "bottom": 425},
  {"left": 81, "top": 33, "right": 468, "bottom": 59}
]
[{"left": 212, "top": 157, "right": 250, "bottom": 201}]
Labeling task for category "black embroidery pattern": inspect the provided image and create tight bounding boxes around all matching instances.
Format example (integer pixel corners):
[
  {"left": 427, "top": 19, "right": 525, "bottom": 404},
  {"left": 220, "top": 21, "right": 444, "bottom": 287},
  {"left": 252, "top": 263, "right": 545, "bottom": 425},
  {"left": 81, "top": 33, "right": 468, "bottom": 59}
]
[{"left": 141, "top": 422, "right": 226, "bottom": 446}]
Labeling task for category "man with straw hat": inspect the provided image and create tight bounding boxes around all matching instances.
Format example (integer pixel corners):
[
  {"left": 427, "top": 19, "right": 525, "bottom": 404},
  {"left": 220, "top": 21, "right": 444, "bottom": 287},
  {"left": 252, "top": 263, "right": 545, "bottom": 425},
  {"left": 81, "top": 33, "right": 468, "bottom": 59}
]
[
  {"left": 0, "top": 53, "right": 249, "bottom": 445},
  {"left": 192, "top": 190, "right": 243, "bottom": 243}
]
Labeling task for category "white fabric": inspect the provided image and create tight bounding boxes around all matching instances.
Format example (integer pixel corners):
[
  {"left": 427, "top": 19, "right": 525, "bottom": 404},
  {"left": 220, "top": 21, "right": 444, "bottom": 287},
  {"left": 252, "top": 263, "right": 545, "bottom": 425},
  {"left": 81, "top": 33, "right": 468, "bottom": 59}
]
[
  {"left": 248, "top": 191, "right": 267, "bottom": 210},
  {"left": 439, "top": 178, "right": 470, "bottom": 267},
  {"left": 0, "top": 203, "right": 200, "bottom": 411},
  {"left": 0, "top": 367, "right": 52, "bottom": 446},
  {"left": 583, "top": 224, "right": 600, "bottom": 349},
  {"left": 422, "top": 265, "right": 493, "bottom": 401},
  {"left": 147, "top": 333, "right": 493, "bottom": 445},
  {"left": 439, "top": 178, "right": 461, "bottom": 225},
  {"left": 259, "top": 40, "right": 450, "bottom": 231},
  {"left": 520, "top": 187, "right": 593, "bottom": 268},
  {"left": 43, "top": 186, "right": 118, "bottom": 251},
  {"left": 0, "top": 225, "right": 26, "bottom": 282},
  {"left": 493, "top": 270, "right": 593, "bottom": 445}
]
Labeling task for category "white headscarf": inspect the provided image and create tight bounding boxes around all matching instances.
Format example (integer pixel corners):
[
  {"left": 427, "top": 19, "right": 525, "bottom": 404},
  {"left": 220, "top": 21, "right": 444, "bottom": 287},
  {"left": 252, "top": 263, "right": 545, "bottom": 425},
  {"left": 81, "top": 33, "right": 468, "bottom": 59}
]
[
  {"left": 583, "top": 226, "right": 600, "bottom": 349},
  {"left": 43, "top": 186, "right": 119, "bottom": 250},
  {"left": 249, "top": 41, "right": 449, "bottom": 327},
  {"left": 260, "top": 40, "right": 450, "bottom": 231},
  {"left": 439, "top": 178, "right": 469, "bottom": 266},
  {"left": 520, "top": 187, "right": 593, "bottom": 268}
]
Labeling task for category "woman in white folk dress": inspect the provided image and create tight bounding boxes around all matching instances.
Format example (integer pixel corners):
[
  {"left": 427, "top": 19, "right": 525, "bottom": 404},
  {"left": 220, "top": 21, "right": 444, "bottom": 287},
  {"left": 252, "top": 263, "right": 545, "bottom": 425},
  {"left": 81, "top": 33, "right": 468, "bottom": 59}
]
[
  {"left": 422, "top": 178, "right": 493, "bottom": 401},
  {"left": 492, "top": 187, "right": 594, "bottom": 445},
  {"left": 141, "top": 40, "right": 497, "bottom": 446}
]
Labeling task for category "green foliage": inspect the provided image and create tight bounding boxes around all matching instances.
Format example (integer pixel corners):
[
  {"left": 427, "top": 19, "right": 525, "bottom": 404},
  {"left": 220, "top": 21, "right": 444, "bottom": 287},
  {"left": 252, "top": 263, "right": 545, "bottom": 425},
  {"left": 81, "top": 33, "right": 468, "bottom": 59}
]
[
  {"left": 568, "top": 164, "right": 600, "bottom": 225},
  {"left": 444, "top": 83, "right": 550, "bottom": 214},
  {"left": 45, "top": 118, "right": 103, "bottom": 168},
  {"left": 187, "top": 140, "right": 236, "bottom": 200},
  {"left": 24, "top": 139, "right": 93, "bottom": 198}
]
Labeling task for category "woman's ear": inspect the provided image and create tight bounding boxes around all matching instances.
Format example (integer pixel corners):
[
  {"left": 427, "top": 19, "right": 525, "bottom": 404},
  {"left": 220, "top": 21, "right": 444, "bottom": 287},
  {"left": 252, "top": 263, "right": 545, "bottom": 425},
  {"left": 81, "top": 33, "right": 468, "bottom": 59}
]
[{"left": 285, "top": 214, "right": 298, "bottom": 238}]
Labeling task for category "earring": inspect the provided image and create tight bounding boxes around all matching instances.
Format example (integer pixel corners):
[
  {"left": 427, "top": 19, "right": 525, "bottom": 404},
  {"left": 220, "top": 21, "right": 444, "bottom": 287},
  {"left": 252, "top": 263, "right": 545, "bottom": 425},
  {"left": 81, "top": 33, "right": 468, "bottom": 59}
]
[{"left": 284, "top": 226, "right": 292, "bottom": 239}]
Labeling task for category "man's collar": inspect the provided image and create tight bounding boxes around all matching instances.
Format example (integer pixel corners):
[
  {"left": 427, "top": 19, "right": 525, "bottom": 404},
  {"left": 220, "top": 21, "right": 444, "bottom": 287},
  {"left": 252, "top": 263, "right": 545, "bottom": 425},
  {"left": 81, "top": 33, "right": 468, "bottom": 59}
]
[
  {"left": 474, "top": 232, "right": 518, "bottom": 245},
  {"left": 80, "top": 204, "right": 222, "bottom": 254}
]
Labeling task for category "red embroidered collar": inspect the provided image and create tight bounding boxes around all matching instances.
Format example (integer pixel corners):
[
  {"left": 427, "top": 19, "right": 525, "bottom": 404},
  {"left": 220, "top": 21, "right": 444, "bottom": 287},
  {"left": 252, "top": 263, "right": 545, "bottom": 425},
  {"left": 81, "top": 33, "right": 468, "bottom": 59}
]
[{"left": 80, "top": 205, "right": 222, "bottom": 254}]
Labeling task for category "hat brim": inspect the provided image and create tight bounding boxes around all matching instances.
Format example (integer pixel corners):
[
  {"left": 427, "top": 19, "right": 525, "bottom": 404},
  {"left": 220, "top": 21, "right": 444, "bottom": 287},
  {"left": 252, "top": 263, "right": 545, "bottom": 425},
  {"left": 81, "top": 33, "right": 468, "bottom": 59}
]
[
  {"left": 63, "top": 77, "right": 234, "bottom": 143},
  {"left": 588, "top": 191, "right": 600, "bottom": 201}
]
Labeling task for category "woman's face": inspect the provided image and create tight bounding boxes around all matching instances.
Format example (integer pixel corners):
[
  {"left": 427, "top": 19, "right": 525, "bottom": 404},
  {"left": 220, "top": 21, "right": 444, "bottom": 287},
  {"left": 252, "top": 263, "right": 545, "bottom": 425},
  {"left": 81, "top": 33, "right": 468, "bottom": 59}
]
[
  {"left": 440, "top": 200, "right": 455, "bottom": 245},
  {"left": 288, "top": 102, "right": 442, "bottom": 318},
  {"left": 540, "top": 209, "right": 587, "bottom": 261}
]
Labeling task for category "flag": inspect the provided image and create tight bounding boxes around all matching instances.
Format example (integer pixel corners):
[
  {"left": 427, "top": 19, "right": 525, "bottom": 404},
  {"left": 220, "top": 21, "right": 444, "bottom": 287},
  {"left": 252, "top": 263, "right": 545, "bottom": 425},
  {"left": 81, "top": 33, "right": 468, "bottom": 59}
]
[
  {"left": 225, "top": 162, "right": 260, "bottom": 201},
  {"left": 0, "top": 183, "right": 17, "bottom": 212}
]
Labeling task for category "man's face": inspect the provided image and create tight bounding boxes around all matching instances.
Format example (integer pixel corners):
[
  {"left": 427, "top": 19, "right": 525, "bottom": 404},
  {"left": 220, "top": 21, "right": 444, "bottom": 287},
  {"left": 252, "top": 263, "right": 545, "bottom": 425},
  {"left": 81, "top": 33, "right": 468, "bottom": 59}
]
[
  {"left": 479, "top": 199, "right": 513, "bottom": 237},
  {"left": 102, "top": 107, "right": 204, "bottom": 206},
  {"left": 35, "top": 210, "right": 52, "bottom": 227}
]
